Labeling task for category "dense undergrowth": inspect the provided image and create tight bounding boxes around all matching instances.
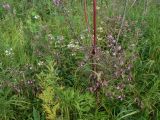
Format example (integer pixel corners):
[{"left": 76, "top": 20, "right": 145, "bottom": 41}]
[{"left": 0, "top": 0, "right": 160, "bottom": 120}]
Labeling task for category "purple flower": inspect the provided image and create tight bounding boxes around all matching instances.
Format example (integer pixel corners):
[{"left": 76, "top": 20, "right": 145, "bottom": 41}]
[
  {"left": 2, "top": 3, "right": 11, "bottom": 10},
  {"left": 53, "top": 0, "right": 61, "bottom": 6},
  {"left": 117, "top": 95, "right": 123, "bottom": 101},
  {"left": 27, "top": 80, "right": 35, "bottom": 85}
]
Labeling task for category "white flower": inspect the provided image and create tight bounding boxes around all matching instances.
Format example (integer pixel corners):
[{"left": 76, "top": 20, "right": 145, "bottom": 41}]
[
  {"left": 97, "top": 27, "right": 103, "bottom": 32},
  {"left": 131, "top": 44, "right": 135, "bottom": 47},
  {"left": 48, "top": 34, "right": 54, "bottom": 40},
  {"left": 106, "top": 51, "right": 110, "bottom": 54},
  {"left": 71, "top": 53, "right": 76, "bottom": 56},
  {"left": 112, "top": 52, "right": 116, "bottom": 56},
  {"left": 67, "top": 41, "right": 80, "bottom": 50},
  {"left": 5, "top": 48, "right": 13, "bottom": 56},
  {"left": 57, "top": 36, "right": 64, "bottom": 41},
  {"left": 100, "top": 21, "right": 104, "bottom": 25},
  {"left": 67, "top": 43, "right": 74, "bottom": 48},
  {"left": 34, "top": 15, "right": 40, "bottom": 19},
  {"left": 117, "top": 46, "right": 122, "bottom": 51},
  {"left": 96, "top": 6, "right": 100, "bottom": 10},
  {"left": 38, "top": 61, "right": 44, "bottom": 66},
  {"left": 117, "top": 95, "right": 123, "bottom": 101},
  {"left": 97, "top": 37, "right": 102, "bottom": 41},
  {"left": 80, "top": 34, "right": 85, "bottom": 40},
  {"left": 116, "top": 86, "right": 120, "bottom": 90}
]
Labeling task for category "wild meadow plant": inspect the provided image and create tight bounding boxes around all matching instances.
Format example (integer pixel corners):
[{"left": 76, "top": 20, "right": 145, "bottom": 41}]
[{"left": 0, "top": 0, "right": 159, "bottom": 119}]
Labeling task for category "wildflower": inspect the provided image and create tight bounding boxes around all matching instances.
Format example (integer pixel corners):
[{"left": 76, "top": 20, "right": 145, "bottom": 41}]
[
  {"left": 72, "top": 53, "right": 76, "bottom": 56},
  {"left": 13, "top": 85, "right": 20, "bottom": 93},
  {"left": 27, "top": 80, "right": 35, "bottom": 85},
  {"left": 89, "top": 87, "right": 94, "bottom": 93},
  {"left": 79, "top": 61, "right": 85, "bottom": 67},
  {"left": 57, "top": 35, "right": 64, "bottom": 41},
  {"left": 117, "top": 45, "right": 122, "bottom": 51},
  {"left": 97, "top": 27, "right": 103, "bottom": 32},
  {"left": 34, "top": 15, "right": 40, "bottom": 19},
  {"left": 96, "top": 6, "right": 100, "bottom": 10},
  {"left": 101, "top": 80, "right": 108, "bottom": 86},
  {"left": 80, "top": 34, "right": 85, "bottom": 40},
  {"left": 105, "top": 93, "right": 113, "bottom": 99},
  {"left": 117, "top": 95, "right": 123, "bottom": 101},
  {"left": 127, "top": 74, "right": 132, "bottom": 81},
  {"left": 53, "top": 0, "right": 61, "bottom": 6},
  {"left": 131, "top": 44, "right": 135, "bottom": 47},
  {"left": 5, "top": 48, "right": 13, "bottom": 56},
  {"left": 116, "top": 83, "right": 125, "bottom": 90},
  {"left": 116, "top": 16, "right": 122, "bottom": 21},
  {"left": 113, "top": 64, "right": 118, "bottom": 68},
  {"left": 100, "top": 21, "right": 104, "bottom": 25},
  {"left": 112, "top": 52, "right": 116, "bottom": 56},
  {"left": 127, "top": 64, "right": 132, "bottom": 70},
  {"left": 48, "top": 34, "right": 55, "bottom": 40},
  {"left": 38, "top": 61, "right": 44, "bottom": 66},
  {"left": 2, "top": 3, "right": 11, "bottom": 10},
  {"left": 67, "top": 43, "right": 75, "bottom": 48},
  {"left": 108, "top": 35, "right": 114, "bottom": 40},
  {"left": 106, "top": 50, "right": 110, "bottom": 54},
  {"left": 67, "top": 41, "right": 80, "bottom": 50},
  {"left": 119, "top": 60, "right": 124, "bottom": 66},
  {"left": 116, "top": 86, "right": 120, "bottom": 90},
  {"left": 97, "top": 37, "right": 102, "bottom": 41},
  {"left": 95, "top": 82, "right": 100, "bottom": 88}
]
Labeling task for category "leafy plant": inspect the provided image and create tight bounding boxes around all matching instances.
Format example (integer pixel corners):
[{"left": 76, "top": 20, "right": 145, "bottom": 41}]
[{"left": 0, "top": 88, "right": 29, "bottom": 120}]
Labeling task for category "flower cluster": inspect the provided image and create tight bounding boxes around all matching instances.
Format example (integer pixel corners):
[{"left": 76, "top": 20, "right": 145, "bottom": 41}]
[
  {"left": 67, "top": 41, "right": 81, "bottom": 50},
  {"left": 57, "top": 35, "right": 64, "bottom": 41},
  {"left": 53, "top": 0, "right": 61, "bottom": 6},
  {"left": 107, "top": 35, "right": 133, "bottom": 81},
  {"left": 80, "top": 34, "right": 85, "bottom": 40},
  {"left": 2, "top": 3, "right": 11, "bottom": 10},
  {"left": 87, "top": 34, "right": 137, "bottom": 101},
  {"left": 38, "top": 61, "right": 44, "bottom": 66},
  {"left": 5, "top": 48, "right": 14, "bottom": 56},
  {"left": 34, "top": 15, "right": 40, "bottom": 20},
  {"left": 27, "top": 79, "right": 36, "bottom": 85},
  {"left": 0, "top": 79, "right": 40, "bottom": 96},
  {"left": 48, "top": 34, "right": 55, "bottom": 40},
  {"left": 89, "top": 79, "right": 108, "bottom": 93}
]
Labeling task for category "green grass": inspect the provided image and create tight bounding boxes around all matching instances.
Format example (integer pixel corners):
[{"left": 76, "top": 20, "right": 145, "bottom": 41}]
[{"left": 0, "top": 0, "right": 160, "bottom": 119}]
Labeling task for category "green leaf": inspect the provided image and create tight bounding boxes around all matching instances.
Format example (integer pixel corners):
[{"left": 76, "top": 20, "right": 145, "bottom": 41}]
[{"left": 33, "top": 107, "right": 40, "bottom": 120}]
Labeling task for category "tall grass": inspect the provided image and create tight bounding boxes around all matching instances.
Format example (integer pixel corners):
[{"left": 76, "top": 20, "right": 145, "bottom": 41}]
[{"left": 0, "top": 0, "right": 159, "bottom": 119}]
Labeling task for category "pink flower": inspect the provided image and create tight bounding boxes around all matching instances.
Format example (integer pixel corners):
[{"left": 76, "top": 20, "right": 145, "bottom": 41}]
[
  {"left": 53, "top": 0, "right": 61, "bottom": 6},
  {"left": 2, "top": 3, "right": 11, "bottom": 10}
]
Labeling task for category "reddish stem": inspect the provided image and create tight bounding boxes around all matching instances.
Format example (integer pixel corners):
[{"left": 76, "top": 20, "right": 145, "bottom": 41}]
[
  {"left": 92, "top": 0, "right": 97, "bottom": 55},
  {"left": 84, "top": 0, "right": 91, "bottom": 35},
  {"left": 84, "top": 0, "right": 97, "bottom": 82}
]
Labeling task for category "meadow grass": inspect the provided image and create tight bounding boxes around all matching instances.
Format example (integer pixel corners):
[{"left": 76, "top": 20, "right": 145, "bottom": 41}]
[{"left": 0, "top": 0, "right": 159, "bottom": 119}]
